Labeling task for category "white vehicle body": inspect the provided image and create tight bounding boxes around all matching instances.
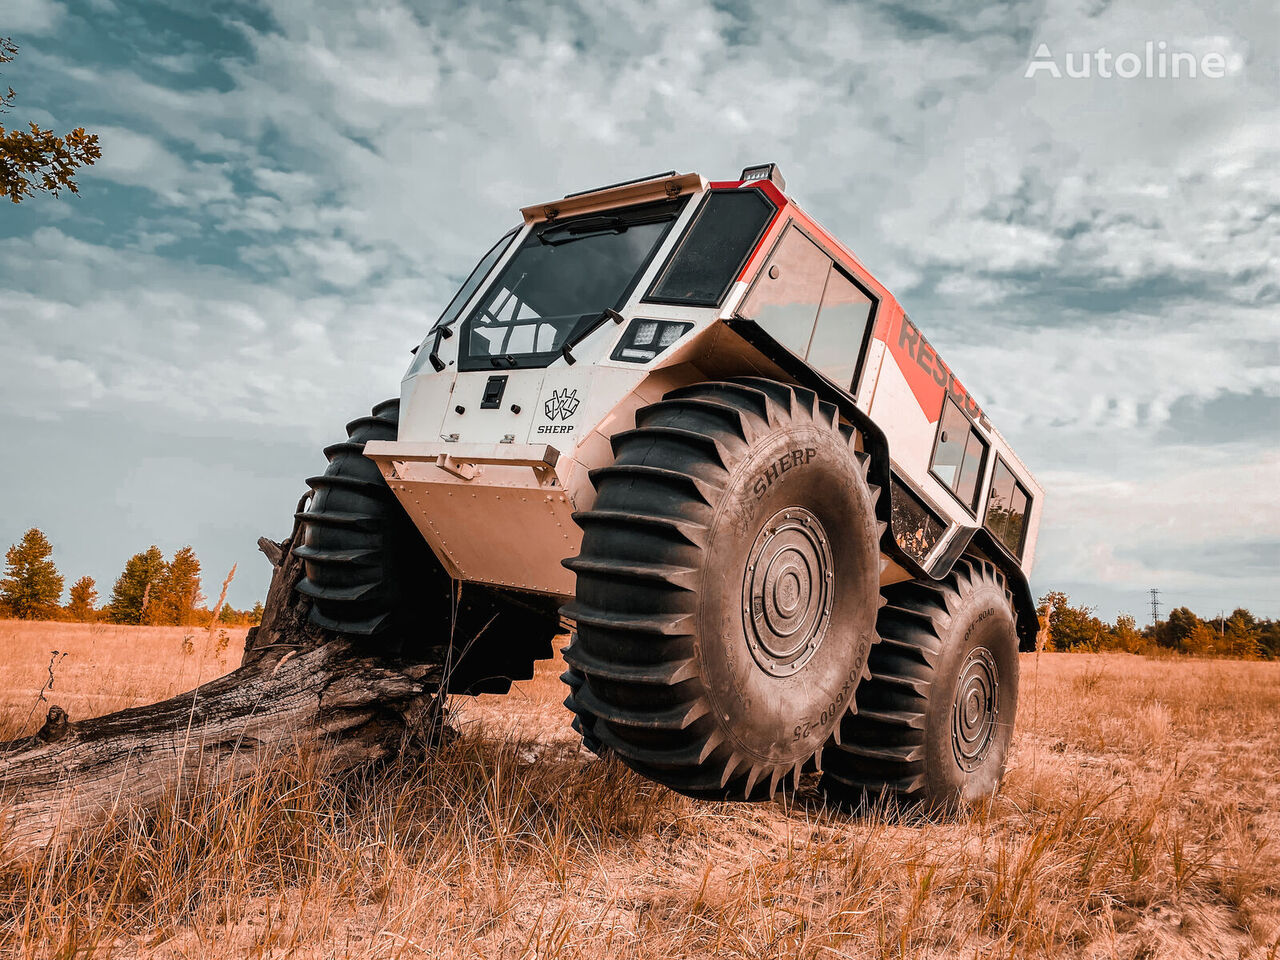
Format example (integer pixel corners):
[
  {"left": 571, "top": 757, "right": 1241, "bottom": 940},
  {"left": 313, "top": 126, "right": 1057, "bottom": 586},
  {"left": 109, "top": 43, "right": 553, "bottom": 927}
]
[{"left": 363, "top": 168, "right": 1043, "bottom": 643}]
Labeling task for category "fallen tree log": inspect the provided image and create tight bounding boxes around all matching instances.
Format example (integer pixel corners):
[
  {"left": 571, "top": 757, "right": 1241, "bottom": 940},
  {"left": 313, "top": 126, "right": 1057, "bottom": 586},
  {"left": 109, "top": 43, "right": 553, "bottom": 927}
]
[{"left": 0, "top": 536, "right": 445, "bottom": 857}]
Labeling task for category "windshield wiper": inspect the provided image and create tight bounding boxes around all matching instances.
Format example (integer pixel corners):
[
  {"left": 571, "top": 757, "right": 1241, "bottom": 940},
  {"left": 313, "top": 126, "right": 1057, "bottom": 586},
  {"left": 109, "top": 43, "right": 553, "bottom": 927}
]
[
  {"left": 537, "top": 211, "right": 677, "bottom": 247},
  {"left": 537, "top": 216, "right": 629, "bottom": 246},
  {"left": 559, "top": 308, "right": 625, "bottom": 365}
]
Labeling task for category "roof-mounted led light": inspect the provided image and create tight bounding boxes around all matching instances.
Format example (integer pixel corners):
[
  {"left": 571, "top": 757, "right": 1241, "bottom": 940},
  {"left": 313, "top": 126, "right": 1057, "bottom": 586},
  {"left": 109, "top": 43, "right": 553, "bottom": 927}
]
[{"left": 739, "top": 162, "right": 786, "bottom": 192}]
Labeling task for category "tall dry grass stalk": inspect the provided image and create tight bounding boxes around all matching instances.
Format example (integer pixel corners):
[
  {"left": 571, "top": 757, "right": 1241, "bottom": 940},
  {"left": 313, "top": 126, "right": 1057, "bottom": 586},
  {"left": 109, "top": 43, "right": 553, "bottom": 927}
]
[
  {"left": 1, "top": 624, "right": 1277, "bottom": 959},
  {"left": 205, "top": 564, "right": 236, "bottom": 660}
]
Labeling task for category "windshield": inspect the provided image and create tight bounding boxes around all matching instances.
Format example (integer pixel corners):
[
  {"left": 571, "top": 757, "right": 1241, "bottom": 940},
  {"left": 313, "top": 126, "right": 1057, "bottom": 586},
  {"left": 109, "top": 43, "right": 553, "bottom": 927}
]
[{"left": 459, "top": 198, "right": 685, "bottom": 370}]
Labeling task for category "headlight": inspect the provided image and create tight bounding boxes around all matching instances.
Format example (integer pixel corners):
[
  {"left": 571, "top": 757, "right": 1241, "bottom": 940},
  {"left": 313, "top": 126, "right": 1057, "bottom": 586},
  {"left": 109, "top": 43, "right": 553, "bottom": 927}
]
[{"left": 611, "top": 318, "right": 694, "bottom": 363}]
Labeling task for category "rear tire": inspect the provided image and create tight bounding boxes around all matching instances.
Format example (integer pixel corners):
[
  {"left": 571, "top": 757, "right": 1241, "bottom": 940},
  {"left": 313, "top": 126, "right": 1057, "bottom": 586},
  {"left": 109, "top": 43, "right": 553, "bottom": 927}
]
[
  {"left": 821, "top": 558, "right": 1019, "bottom": 809},
  {"left": 294, "top": 398, "right": 558, "bottom": 694},
  {"left": 564, "top": 378, "right": 882, "bottom": 798}
]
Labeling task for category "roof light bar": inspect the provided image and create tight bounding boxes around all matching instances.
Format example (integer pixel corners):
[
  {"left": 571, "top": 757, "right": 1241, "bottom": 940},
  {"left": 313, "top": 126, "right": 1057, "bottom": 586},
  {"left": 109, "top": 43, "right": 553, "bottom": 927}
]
[{"left": 739, "top": 162, "right": 786, "bottom": 192}]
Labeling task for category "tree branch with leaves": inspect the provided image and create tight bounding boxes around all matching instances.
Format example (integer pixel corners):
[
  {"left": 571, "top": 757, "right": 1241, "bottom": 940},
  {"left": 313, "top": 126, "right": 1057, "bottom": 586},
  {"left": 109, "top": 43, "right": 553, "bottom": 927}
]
[{"left": 0, "top": 36, "right": 100, "bottom": 203}]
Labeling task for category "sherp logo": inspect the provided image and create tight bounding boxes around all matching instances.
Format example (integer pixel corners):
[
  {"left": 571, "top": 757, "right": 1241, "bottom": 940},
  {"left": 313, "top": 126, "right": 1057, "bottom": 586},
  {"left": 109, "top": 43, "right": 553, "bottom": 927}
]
[{"left": 543, "top": 388, "right": 580, "bottom": 421}]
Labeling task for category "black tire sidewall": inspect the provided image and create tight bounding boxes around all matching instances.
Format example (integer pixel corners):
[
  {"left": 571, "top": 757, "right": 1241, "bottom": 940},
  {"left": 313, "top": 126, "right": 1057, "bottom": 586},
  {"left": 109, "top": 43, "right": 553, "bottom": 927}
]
[
  {"left": 923, "top": 581, "right": 1020, "bottom": 803},
  {"left": 696, "top": 420, "right": 879, "bottom": 767}
]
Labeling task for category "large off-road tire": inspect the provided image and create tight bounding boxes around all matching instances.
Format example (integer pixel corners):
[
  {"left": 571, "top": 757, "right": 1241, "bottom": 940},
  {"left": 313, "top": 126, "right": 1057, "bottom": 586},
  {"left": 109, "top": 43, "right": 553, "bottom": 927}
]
[
  {"left": 294, "top": 398, "right": 558, "bottom": 694},
  {"left": 561, "top": 662, "right": 605, "bottom": 755},
  {"left": 821, "top": 558, "right": 1019, "bottom": 809},
  {"left": 563, "top": 378, "right": 882, "bottom": 798}
]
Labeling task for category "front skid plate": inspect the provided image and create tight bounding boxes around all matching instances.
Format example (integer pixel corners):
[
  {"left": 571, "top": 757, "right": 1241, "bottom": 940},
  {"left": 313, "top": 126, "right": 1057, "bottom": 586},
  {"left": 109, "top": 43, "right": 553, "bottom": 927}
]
[{"left": 365, "top": 443, "right": 579, "bottom": 596}]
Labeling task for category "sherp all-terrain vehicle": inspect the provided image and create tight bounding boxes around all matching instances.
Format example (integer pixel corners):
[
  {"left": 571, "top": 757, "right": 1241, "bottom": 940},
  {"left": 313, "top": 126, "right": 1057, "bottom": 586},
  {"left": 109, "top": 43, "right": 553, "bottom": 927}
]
[{"left": 295, "top": 165, "right": 1043, "bottom": 808}]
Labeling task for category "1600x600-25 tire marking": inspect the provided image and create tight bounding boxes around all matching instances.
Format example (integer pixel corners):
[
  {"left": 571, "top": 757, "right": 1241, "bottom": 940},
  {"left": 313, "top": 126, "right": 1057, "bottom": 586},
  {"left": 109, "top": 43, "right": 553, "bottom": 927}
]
[{"left": 563, "top": 378, "right": 883, "bottom": 798}]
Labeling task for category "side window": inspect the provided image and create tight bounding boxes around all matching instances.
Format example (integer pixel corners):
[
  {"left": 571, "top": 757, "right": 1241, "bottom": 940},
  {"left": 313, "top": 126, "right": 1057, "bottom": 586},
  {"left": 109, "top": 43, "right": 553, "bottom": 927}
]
[
  {"left": 930, "top": 399, "right": 988, "bottom": 512},
  {"left": 646, "top": 190, "right": 776, "bottom": 305},
  {"left": 807, "top": 268, "right": 873, "bottom": 390},
  {"left": 737, "top": 225, "right": 831, "bottom": 358},
  {"left": 890, "top": 476, "right": 947, "bottom": 563},
  {"left": 985, "top": 458, "right": 1031, "bottom": 556}
]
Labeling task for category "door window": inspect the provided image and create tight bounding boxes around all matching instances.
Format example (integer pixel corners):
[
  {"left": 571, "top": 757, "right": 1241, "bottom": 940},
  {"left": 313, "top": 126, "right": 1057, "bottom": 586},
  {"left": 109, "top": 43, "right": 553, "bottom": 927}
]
[
  {"left": 985, "top": 458, "right": 1031, "bottom": 556},
  {"left": 930, "top": 399, "right": 988, "bottom": 512},
  {"left": 738, "top": 224, "right": 876, "bottom": 391},
  {"left": 807, "top": 269, "right": 873, "bottom": 390},
  {"left": 737, "top": 226, "right": 830, "bottom": 358}
]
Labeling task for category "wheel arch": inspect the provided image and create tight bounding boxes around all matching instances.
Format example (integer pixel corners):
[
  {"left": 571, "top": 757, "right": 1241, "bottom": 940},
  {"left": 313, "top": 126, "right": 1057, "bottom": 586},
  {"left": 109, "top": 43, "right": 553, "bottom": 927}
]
[{"left": 678, "top": 318, "right": 1038, "bottom": 650}]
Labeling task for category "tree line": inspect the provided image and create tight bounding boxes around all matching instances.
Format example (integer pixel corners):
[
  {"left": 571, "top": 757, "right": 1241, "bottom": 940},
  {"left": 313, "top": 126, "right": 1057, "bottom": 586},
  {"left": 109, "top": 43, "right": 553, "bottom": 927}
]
[
  {"left": 4, "top": 527, "right": 1276, "bottom": 657},
  {"left": 0, "top": 528, "right": 262, "bottom": 626},
  {"left": 1038, "top": 591, "right": 1279, "bottom": 659}
]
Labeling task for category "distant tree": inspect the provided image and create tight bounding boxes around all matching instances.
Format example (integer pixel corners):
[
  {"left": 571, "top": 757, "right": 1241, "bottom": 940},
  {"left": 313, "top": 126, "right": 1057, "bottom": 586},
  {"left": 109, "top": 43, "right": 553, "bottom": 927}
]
[
  {"left": 1181, "top": 621, "right": 1221, "bottom": 657},
  {"left": 1161, "top": 606, "right": 1201, "bottom": 649},
  {"left": 0, "top": 37, "right": 100, "bottom": 203},
  {"left": 0, "top": 527, "right": 64, "bottom": 619},
  {"left": 1038, "top": 591, "right": 1104, "bottom": 650},
  {"left": 1259, "top": 620, "right": 1280, "bottom": 660},
  {"left": 65, "top": 575, "right": 98, "bottom": 622},
  {"left": 217, "top": 603, "right": 239, "bottom": 625},
  {"left": 249, "top": 601, "right": 263, "bottom": 626},
  {"left": 1221, "top": 608, "right": 1260, "bottom": 660},
  {"left": 108, "top": 546, "right": 167, "bottom": 624},
  {"left": 153, "top": 545, "right": 202, "bottom": 626},
  {"left": 1106, "top": 613, "right": 1145, "bottom": 654}
]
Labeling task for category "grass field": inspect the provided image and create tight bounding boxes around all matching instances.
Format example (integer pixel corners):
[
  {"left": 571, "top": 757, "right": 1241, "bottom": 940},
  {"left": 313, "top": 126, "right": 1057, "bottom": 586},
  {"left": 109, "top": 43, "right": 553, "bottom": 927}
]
[
  {"left": 1, "top": 620, "right": 1278, "bottom": 959},
  {"left": 0, "top": 620, "right": 249, "bottom": 743}
]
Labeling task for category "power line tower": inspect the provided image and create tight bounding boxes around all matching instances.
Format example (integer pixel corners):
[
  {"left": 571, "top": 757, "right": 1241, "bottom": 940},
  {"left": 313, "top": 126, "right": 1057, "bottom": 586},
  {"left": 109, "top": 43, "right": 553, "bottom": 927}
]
[{"left": 1149, "top": 588, "right": 1161, "bottom": 626}]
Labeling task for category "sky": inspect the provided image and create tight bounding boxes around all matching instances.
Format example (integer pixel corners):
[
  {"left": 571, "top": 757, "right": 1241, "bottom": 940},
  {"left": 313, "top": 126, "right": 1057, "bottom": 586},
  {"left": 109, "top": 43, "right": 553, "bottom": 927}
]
[{"left": 0, "top": 0, "right": 1276, "bottom": 622}]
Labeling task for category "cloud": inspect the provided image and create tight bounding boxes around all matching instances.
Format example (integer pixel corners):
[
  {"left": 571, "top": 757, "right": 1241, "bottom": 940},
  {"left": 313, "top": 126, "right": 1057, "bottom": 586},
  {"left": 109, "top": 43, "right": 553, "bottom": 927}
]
[
  {"left": 241, "top": 236, "right": 392, "bottom": 290},
  {"left": 1034, "top": 444, "right": 1280, "bottom": 604},
  {"left": 934, "top": 273, "right": 1019, "bottom": 306},
  {"left": 4, "top": 0, "right": 65, "bottom": 35},
  {"left": 0, "top": 229, "right": 423, "bottom": 438},
  {"left": 88, "top": 126, "right": 235, "bottom": 206},
  {"left": 0, "top": 350, "right": 107, "bottom": 417},
  {"left": 946, "top": 304, "right": 1280, "bottom": 439}
]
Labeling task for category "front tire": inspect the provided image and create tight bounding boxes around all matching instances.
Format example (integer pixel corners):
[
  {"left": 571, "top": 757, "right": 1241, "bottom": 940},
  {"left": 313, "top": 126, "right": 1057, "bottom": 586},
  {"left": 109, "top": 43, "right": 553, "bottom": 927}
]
[
  {"left": 294, "top": 398, "right": 559, "bottom": 694},
  {"left": 821, "top": 558, "right": 1020, "bottom": 809},
  {"left": 563, "top": 378, "right": 882, "bottom": 798}
]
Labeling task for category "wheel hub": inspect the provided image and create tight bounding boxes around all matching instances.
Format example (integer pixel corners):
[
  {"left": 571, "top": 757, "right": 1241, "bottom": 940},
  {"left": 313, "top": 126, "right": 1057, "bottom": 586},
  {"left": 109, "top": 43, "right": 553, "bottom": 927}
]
[
  {"left": 952, "top": 646, "right": 999, "bottom": 770},
  {"left": 742, "top": 507, "right": 833, "bottom": 678}
]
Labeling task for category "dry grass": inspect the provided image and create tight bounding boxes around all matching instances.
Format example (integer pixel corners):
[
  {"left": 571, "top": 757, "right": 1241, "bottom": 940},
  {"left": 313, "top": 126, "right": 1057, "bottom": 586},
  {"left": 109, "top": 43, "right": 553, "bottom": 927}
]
[
  {"left": 0, "top": 620, "right": 248, "bottom": 742},
  {"left": 1, "top": 621, "right": 1278, "bottom": 959}
]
